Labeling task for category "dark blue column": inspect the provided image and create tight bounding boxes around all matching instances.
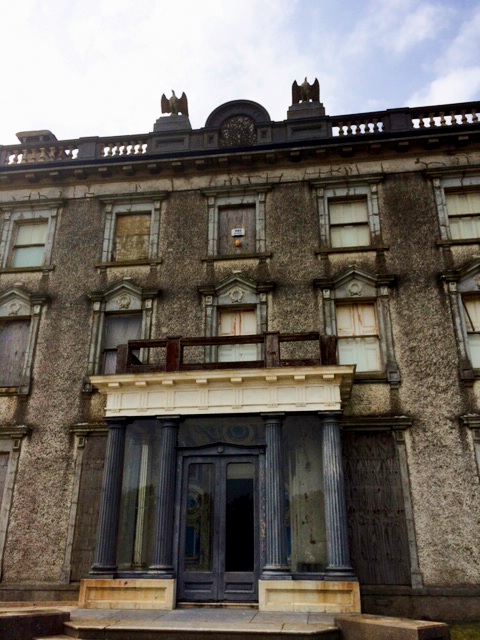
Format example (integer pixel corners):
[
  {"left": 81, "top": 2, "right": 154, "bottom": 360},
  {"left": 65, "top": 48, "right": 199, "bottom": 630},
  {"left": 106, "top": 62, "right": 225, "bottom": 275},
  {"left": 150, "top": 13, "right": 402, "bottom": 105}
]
[
  {"left": 90, "top": 417, "right": 129, "bottom": 575},
  {"left": 261, "top": 412, "right": 291, "bottom": 579},
  {"left": 149, "top": 416, "right": 180, "bottom": 575},
  {"left": 320, "top": 411, "right": 355, "bottom": 579}
]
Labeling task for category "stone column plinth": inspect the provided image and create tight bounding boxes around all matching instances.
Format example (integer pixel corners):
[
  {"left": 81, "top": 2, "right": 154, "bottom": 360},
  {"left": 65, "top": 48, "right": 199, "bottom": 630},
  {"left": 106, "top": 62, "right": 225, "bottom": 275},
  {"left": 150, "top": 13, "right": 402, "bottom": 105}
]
[
  {"left": 148, "top": 416, "right": 180, "bottom": 575},
  {"left": 321, "top": 412, "right": 355, "bottom": 579},
  {"left": 261, "top": 412, "right": 290, "bottom": 579},
  {"left": 90, "top": 417, "right": 129, "bottom": 575}
]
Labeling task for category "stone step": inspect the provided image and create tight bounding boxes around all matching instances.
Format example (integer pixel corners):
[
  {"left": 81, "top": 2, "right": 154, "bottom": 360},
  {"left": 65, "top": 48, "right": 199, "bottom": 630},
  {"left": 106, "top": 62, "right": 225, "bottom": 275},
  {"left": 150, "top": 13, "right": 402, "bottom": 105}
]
[
  {"left": 0, "top": 610, "right": 70, "bottom": 640},
  {"left": 62, "top": 619, "right": 340, "bottom": 639}
]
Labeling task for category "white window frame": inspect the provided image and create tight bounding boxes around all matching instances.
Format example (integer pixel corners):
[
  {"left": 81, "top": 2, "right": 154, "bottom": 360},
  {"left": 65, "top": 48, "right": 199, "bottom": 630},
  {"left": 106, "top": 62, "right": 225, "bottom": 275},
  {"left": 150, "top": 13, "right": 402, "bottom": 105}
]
[
  {"left": 100, "top": 193, "right": 167, "bottom": 265},
  {"left": 335, "top": 301, "right": 382, "bottom": 372},
  {"left": 433, "top": 175, "right": 480, "bottom": 242},
  {"left": 318, "top": 267, "right": 400, "bottom": 385},
  {"left": 312, "top": 178, "right": 382, "bottom": 251},
  {"left": 0, "top": 201, "right": 61, "bottom": 271},
  {"left": 199, "top": 274, "right": 272, "bottom": 362},
  {"left": 203, "top": 186, "right": 270, "bottom": 257},
  {"left": 0, "top": 288, "right": 48, "bottom": 394},
  {"left": 86, "top": 280, "right": 158, "bottom": 387}
]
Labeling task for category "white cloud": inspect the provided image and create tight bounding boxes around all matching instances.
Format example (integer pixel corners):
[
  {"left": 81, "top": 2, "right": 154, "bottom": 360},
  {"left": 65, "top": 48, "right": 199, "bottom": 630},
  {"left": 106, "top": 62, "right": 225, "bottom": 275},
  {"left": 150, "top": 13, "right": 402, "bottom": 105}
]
[{"left": 408, "top": 67, "right": 480, "bottom": 106}]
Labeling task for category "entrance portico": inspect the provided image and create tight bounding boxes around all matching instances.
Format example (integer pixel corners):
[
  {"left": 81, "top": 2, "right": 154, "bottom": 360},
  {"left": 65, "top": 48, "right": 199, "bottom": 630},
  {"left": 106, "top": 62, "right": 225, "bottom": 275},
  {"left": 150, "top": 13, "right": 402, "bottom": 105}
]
[{"left": 81, "top": 339, "right": 359, "bottom": 613}]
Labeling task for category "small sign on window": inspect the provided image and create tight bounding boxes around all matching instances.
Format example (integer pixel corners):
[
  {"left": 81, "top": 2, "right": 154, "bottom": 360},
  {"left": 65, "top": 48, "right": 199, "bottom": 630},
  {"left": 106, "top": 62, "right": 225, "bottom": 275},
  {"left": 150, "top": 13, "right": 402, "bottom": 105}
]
[{"left": 231, "top": 228, "right": 245, "bottom": 237}]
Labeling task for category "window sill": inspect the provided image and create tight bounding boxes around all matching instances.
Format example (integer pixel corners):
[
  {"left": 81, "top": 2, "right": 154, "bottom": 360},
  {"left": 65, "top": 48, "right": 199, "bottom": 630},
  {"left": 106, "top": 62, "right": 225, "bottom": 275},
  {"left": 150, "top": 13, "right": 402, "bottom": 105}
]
[
  {"left": 0, "top": 265, "right": 54, "bottom": 274},
  {"left": 96, "top": 258, "right": 163, "bottom": 270},
  {"left": 315, "top": 245, "right": 388, "bottom": 255},
  {"left": 437, "top": 239, "right": 480, "bottom": 247},
  {"left": 202, "top": 252, "right": 272, "bottom": 262},
  {"left": 353, "top": 372, "right": 389, "bottom": 383},
  {"left": 0, "top": 386, "right": 29, "bottom": 396}
]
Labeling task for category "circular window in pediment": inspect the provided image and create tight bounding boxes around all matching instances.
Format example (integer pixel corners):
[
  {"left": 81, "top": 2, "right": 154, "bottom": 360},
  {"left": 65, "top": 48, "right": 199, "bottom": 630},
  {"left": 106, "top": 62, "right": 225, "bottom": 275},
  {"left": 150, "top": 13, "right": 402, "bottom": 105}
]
[{"left": 219, "top": 115, "right": 256, "bottom": 148}]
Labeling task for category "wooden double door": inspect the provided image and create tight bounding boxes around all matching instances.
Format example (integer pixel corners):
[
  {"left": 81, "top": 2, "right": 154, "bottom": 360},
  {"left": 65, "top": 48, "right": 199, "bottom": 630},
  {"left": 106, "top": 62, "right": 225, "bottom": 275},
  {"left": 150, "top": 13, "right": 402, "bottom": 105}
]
[{"left": 177, "top": 449, "right": 260, "bottom": 602}]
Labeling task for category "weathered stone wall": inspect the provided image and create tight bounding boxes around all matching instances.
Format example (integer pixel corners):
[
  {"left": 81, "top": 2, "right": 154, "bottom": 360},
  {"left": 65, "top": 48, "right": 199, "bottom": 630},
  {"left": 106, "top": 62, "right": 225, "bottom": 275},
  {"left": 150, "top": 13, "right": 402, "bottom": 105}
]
[{"left": 0, "top": 144, "right": 479, "bottom": 595}]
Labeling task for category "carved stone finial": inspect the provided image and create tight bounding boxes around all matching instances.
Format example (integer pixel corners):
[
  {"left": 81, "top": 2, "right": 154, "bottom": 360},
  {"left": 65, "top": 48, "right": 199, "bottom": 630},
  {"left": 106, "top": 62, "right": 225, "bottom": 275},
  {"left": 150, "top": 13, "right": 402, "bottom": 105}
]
[
  {"left": 161, "top": 90, "right": 189, "bottom": 117},
  {"left": 292, "top": 77, "right": 320, "bottom": 104}
]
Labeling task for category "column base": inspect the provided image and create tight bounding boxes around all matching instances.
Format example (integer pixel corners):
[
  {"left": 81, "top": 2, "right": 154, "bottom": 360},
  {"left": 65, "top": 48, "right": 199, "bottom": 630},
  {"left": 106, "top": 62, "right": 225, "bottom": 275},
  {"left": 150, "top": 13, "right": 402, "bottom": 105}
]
[
  {"left": 148, "top": 565, "right": 175, "bottom": 578},
  {"left": 79, "top": 578, "right": 176, "bottom": 610},
  {"left": 324, "top": 565, "right": 357, "bottom": 580},
  {"left": 261, "top": 566, "right": 292, "bottom": 580},
  {"left": 259, "top": 579, "right": 361, "bottom": 613}
]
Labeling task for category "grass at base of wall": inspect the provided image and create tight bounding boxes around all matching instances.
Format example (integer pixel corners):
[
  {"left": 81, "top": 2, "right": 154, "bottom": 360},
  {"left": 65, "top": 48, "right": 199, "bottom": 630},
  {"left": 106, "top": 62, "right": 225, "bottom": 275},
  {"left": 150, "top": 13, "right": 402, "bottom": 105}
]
[{"left": 451, "top": 625, "right": 480, "bottom": 640}]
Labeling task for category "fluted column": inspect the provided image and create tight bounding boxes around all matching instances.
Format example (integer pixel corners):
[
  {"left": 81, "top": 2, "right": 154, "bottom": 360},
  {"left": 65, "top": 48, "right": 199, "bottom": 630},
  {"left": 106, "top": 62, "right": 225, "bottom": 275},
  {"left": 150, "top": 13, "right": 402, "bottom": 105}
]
[
  {"left": 90, "top": 417, "right": 129, "bottom": 575},
  {"left": 261, "top": 412, "right": 290, "bottom": 578},
  {"left": 321, "top": 411, "right": 355, "bottom": 578},
  {"left": 148, "top": 416, "right": 180, "bottom": 575}
]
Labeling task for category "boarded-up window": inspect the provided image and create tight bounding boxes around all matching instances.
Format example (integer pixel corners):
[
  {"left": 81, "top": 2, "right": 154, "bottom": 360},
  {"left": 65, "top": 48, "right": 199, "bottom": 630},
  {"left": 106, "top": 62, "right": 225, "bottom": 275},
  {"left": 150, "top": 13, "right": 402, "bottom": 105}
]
[
  {"left": 218, "top": 206, "right": 256, "bottom": 255},
  {"left": 11, "top": 221, "right": 48, "bottom": 268},
  {"left": 112, "top": 213, "right": 151, "bottom": 261},
  {"left": 446, "top": 191, "right": 480, "bottom": 240},
  {"left": 218, "top": 308, "right": 258, "bottom": 362},
  {"left": 102, "top": 314, "right": 142, "bottom": 374},
  {"left": 342, "top": 430, "right": 411, "bottom": 585},
  {"left": 70, "top": 436, "right": 107, "bottom": 581},
  {"left": 329, "top": 199, "right": 370, "bottom": 248},
  {"left": 0, "top": 319, "right": 30, "bottom": 386},
  {"left": 463, "top": 297, "right": 480, "bottom": 367},
  {"left": 336, "top": 303, "right": 381, "bottom": 372}
]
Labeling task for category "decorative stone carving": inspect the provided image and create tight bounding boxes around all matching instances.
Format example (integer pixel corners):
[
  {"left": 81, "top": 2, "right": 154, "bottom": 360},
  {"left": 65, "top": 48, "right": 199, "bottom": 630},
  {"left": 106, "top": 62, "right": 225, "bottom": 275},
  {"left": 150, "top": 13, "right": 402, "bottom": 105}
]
[
  {"left": 116, "top": 293, "right": 132, "bottom": 310},
  {"left": 161, "top": 91, "right": 188, "bottom": 117},
  {"left": 292, "top": 78, "right": 320, "bottom": 104},
  {"left": 228, "top": 287, "right": 245, "bottom": 303},
  {"left": 7, "top": 301, "right": 21, "bottom": 315},
  {"left": 348, "top": 282, "right": 363, "bottom": 297}
]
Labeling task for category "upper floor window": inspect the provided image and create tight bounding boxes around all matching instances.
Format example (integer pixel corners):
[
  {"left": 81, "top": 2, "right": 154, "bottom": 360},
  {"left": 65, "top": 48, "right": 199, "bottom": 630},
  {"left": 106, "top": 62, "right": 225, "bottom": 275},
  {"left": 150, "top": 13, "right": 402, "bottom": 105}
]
[
  {"left": 0, "top": 288, "right": 48, "bottom": 394},
  {"left": 0, "top": 201, "right": 61, "bottom": 271},
  {"left": 316, "top": 267, "right": 400, "bottom": 385},
  {"left": 336, "top": 302, "right": 382, "bottom": 371},
  {"left": 433, "top": 175, "right": 480, "bottom": 242},
  {"left": 100, "top": 194, "right": 167, "bottom": 265},
  {"left": 203, "top": 186, "right": 270, "bottom": 258},
  {"left": 199, "top": 273, "right": 273, "bottom": 363},
  {"left": 444, "top": 260, "right": 480, "bottom": 381},
  {"left": 86, "top": 280, "right": 158, "bottom": 385},
  {"left": 312, "top": 178, "right": 382, "bottom": 252}
]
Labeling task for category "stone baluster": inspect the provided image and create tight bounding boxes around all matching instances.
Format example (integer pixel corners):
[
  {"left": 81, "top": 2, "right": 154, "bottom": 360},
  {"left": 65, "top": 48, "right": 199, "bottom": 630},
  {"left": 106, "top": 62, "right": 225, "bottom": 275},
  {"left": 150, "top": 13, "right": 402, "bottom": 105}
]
[
  {"left": 261, "top": 412, "right": 290, "bottom": 578},
  {"left": 90, "top": 417, "right": 129, "bottom": 574},
  {"left": 148, "top": 416, "right": 181, "bottom": 575},
  {"left": 321, "top": 412, "right": 355, "bottom": 578}
]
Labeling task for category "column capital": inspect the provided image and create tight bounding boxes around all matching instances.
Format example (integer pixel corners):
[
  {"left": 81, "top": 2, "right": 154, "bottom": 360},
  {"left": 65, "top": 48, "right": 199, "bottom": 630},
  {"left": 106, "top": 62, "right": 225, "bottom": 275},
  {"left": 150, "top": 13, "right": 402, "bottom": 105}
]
[
  {"left": 155, "top": 416, "right": 181, "bottom": 429},
  {"left": 105, "top": 416, "right": 132, "bottom": 429},
  {"left": 261, "top": 412, "right": 286, "bottom": 423},
  {"left": 319, "top": 411, "right": 343, "bottom": 425}
]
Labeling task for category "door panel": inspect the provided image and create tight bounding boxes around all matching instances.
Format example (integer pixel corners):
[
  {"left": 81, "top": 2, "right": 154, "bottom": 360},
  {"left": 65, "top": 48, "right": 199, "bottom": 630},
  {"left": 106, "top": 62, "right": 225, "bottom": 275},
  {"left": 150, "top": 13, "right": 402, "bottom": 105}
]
[{"left": 178, "top": 454, "right": 258, "bottom": 602}]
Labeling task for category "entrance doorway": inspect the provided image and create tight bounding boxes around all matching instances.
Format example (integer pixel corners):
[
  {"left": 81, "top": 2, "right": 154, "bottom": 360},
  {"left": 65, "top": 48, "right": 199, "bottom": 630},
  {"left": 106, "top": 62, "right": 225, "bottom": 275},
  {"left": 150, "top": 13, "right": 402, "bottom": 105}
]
[{"left": 177, "top": 451, "right": 259, "bottom": 602}]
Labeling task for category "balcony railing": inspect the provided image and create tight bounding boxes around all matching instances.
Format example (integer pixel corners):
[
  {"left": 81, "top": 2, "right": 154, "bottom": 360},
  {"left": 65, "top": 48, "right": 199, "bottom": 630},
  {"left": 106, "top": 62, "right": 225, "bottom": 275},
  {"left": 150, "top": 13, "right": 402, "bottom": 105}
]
[
  {"left": 1, "top": 100, "right": 479, "bottom": 167},
  {"left": 114, "top": 332, "right": 337, "bottom": 375}
]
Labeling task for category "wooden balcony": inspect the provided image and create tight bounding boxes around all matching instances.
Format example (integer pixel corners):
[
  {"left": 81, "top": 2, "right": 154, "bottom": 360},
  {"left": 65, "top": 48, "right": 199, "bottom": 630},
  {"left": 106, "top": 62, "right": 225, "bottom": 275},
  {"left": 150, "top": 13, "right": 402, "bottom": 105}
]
[{"left": 115, "top": 332, "right": 337, "bottom": 375}]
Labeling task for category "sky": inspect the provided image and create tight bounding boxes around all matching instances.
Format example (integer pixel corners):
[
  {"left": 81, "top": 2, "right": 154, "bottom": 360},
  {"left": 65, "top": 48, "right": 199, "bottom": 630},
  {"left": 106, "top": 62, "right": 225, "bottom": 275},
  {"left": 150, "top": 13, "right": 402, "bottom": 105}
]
[{"left": 0, "top": 0, "right": 479, "bottom": 145}]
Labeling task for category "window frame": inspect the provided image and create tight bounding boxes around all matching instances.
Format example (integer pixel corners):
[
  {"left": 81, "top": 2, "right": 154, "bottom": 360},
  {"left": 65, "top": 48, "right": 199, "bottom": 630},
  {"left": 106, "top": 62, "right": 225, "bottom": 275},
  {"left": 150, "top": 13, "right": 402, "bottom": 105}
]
[
  {"left": 317, "top": 267, "right": 400, "bottom": 385},
  {"left": 0, "top": 427, "right": 30, "bottom": 579},
  {"left": 99, "top": 193, "right": 167, "bottom": 266},
  {"left": 0, "top": 288, "right": 48, "bottom": 394},
  {"left": 199, "top": 274, "right": 273, "bottom": 363},
  {"left": 203, "top": 186, "right": 270, "bottom": 258},
  {"left": 433, "top": 175, "right": 480, "bottom": 243},
  {"left": 86, "top": 280, "right": 159, "bottom": 387},
  {"left": 312, "top": 178, "right": 382, "bottom": 252},
  {"left": 0, "top": 201, "right": 61, "bottom": 272},
  {"left": 444, "top": 261, "right": 480, "bottom": 381}
]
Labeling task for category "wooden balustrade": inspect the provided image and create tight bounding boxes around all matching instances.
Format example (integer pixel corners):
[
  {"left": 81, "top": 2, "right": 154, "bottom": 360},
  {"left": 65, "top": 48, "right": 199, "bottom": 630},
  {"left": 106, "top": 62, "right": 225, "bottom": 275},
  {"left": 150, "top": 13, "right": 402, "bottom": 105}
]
[{"left": 115, "top": 332, "right": 337, "bottom": 374}]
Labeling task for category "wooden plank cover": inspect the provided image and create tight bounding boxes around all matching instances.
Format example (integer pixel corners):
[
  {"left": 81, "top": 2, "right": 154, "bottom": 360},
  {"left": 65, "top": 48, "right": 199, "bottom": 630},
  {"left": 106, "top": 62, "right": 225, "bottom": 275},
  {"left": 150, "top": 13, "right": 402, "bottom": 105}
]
[
  {"left": 70, "top": 436, "right": 107, "bottom": 581},
  {"left": 342, "top": 430, "right": 411, "bottom": 585}
]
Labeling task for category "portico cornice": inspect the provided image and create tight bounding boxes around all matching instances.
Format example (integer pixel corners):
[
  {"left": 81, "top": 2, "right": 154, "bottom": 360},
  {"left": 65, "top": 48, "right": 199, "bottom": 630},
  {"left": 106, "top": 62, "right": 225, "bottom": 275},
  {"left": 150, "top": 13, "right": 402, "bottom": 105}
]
[{"left": 91, "top": 365, "right": 355, "bottom": 418}]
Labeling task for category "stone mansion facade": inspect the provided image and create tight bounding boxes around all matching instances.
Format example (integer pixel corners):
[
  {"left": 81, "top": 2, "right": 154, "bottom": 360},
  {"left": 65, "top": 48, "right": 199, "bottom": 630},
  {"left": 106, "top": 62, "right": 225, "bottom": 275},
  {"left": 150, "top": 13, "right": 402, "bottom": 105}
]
[{"left": 0, "top": 83, "right": 479, "bottom": 621}]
